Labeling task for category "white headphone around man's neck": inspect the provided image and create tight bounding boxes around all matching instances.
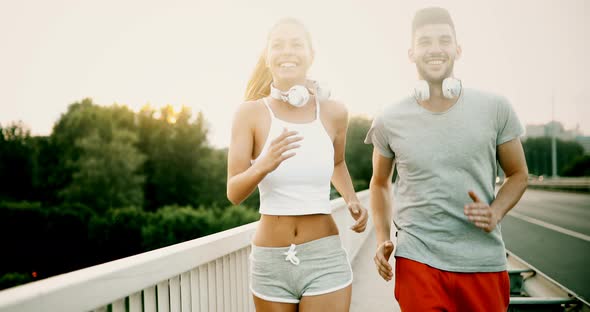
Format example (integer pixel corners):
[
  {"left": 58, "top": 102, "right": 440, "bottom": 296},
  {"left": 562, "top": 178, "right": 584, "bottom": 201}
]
[
  {"left": 413, "top": 77, "right": 462, "bottom": 101},
  {"left": 270, "top": 80, "right": 331, "bottom": 107}
]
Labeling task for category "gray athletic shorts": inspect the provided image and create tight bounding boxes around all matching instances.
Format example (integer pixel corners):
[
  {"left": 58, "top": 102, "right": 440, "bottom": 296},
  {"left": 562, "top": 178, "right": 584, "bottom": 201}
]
[{"left": 249, "top": 235, "right": 353, "bottom": 303}]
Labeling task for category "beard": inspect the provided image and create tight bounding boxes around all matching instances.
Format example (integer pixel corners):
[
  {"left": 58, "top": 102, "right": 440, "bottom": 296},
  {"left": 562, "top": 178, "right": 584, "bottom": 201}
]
[{"left": 416, "top": 58, "right": 455, "bottom": 84}]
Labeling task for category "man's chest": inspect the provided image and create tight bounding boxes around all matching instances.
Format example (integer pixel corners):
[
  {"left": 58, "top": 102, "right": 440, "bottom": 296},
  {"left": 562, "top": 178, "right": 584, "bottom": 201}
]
[{"left": 389, "top": 115, "right": 497, "bottom": 171}]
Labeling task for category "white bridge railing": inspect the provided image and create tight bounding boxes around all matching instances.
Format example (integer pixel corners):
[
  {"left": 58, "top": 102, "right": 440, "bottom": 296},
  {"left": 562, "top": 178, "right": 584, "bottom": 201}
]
[{"left": 0, "top": 191, "right": 372, "bottom": 312}]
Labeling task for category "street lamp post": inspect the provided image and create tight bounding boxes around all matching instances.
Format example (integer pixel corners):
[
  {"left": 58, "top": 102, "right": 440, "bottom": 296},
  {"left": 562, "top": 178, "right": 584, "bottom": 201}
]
[{"left": 551, "top": 94, "right": 557, "bottom": 178}]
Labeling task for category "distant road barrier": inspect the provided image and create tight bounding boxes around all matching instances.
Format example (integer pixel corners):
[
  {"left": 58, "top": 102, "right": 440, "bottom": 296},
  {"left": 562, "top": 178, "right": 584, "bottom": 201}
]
[{"left": 527, "top": 177, "right": 590, "bottom": 193}]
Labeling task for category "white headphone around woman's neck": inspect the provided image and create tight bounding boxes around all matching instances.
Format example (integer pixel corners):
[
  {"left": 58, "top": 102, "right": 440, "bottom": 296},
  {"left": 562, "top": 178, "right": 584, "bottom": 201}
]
[{"left": 270, "top": 80, "right": 331, "bottom": 107}]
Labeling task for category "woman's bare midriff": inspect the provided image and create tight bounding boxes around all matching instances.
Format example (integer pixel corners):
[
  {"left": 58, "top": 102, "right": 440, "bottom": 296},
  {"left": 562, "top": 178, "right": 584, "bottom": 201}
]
[{"left": 252, "top": 214, "right": 339, "bottom": 247}]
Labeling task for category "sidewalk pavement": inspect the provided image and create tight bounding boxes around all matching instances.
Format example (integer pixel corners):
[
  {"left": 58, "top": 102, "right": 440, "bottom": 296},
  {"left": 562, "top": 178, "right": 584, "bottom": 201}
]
[{"left": 350, "top": 228, "right": 401, "bottom": 312}]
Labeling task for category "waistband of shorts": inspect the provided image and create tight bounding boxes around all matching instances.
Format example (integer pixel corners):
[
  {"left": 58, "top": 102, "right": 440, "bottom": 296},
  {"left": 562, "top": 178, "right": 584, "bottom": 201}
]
[{"left": 251, "top": 234, "right": 342, "bottom": 254}]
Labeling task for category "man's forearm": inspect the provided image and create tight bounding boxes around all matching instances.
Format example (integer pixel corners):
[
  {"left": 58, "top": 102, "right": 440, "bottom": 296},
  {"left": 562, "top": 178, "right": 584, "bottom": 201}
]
[
  {"left": 491, "top": 171, "right": 528, "bottom": 219},
  {"left": 370, "top": 180, "right": 393, "bottom": 245}
]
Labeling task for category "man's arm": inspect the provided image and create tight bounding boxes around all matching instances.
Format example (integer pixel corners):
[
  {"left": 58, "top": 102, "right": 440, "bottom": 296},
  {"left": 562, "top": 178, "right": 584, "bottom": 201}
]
[
  {"left": 370, "top": 149, "right": 394, "bottom": 243},
  {"left": 369, "top": 148, "right": 395, "bottom": 281},
  {"left": 492, "top": 138, "right": 529, "bottom": 218},
  {"left": 464, "top": 138, "right": 528, "bottom": 232}
]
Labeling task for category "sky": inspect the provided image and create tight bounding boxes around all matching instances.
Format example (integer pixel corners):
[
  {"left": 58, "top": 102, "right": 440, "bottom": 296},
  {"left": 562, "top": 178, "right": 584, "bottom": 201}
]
[{"left": 1, "top": 0, "right": 588, "bottom": 148}]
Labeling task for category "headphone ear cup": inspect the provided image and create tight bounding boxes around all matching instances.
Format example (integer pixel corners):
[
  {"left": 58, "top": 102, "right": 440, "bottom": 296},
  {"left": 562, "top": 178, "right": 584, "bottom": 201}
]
[
  {"left": 442, "top": 78, "right": 462, "bottom": 99},
  {"left": 315, "top": 81, "right": 331, "bottom": 101},
  {"left": 270, "top": 84, "right": 283, "bottom": 101},
  {"left": 307, "top": 79, "right": 331, "bottom": 101},
  {"left": 414, "top": 80, "right": 430, "bottom": 101},
  {"left": 316, "top": 86, "right": 331, "bottom": 101},
  {"left": 287, "top": 85, "right": 310, "bottom": 107}
]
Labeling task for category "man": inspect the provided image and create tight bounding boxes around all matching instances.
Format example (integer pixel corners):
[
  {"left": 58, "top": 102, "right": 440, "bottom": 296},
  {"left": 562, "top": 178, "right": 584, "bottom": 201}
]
[{"left": 364, "top": 7, "right": 528, "bottom": 312}]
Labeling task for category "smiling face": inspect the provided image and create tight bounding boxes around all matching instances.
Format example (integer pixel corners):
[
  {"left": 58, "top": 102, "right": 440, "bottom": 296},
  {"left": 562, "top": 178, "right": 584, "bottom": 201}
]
[
  {"left": 409, "top": 23, "right": 462, "bottom": 84},
  {"left": 265, "top": 21, "right": 314, "bottom": 86}
]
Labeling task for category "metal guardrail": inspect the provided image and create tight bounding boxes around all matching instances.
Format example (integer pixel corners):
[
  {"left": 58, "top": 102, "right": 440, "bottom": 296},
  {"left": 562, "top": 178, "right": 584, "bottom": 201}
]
[
  {"left": 509, "top": 297, "right": 579, "bottom": 312},
  {"left": 527, "top": 177, "right": 590, "bottom": 192},
  {"left": 507, "top": 251, "right": 590, "bottom": 312}
]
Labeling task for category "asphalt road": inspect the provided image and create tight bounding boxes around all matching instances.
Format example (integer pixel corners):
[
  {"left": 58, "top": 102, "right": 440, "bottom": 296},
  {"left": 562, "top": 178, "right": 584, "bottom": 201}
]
[{"left": 503, "top": 189, "right": 590, "bottom": 303}]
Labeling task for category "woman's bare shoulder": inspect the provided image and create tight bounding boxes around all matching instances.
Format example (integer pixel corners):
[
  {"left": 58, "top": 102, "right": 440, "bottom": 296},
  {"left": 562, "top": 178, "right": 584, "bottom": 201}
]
[
  {"left": 233, "top": 99, "right": 267, "bottom": 123},
  {"left": 320, "top": 99, "right": 349, "bottom": 124}
]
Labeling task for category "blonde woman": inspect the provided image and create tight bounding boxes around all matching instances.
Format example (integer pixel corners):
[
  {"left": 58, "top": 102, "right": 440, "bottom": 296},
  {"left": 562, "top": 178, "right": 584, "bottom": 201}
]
[{"left": 227, "top": 18, "right": 368, "bottom": 311}]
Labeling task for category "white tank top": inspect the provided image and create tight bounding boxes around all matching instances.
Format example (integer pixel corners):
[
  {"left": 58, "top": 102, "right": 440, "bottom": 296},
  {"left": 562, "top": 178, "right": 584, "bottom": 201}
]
[{"left": 251, "top": 96, "right": 334, "bottom": 215}]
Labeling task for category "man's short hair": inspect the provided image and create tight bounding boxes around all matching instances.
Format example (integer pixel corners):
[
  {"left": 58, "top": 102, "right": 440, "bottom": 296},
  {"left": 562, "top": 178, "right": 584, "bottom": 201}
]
[{"left": 412, "top": 7, "right": 456, "bottom": 38}]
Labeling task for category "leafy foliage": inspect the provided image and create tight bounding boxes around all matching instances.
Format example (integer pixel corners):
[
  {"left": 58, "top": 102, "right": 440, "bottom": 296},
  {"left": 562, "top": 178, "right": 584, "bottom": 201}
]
[{"left": 522, "top": 137, "right": 585, "bottom": 176}]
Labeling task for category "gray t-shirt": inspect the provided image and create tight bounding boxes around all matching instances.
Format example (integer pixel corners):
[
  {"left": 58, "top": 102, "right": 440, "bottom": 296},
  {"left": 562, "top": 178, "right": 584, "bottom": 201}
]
[{"left": 364, "top": 88, "right": 524, "bottom": 272}]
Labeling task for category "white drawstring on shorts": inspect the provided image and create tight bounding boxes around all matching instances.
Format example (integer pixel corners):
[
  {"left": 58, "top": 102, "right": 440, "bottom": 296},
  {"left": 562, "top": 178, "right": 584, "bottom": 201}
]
[{"left": 283, "top": 244, "right": 300, "bottom": 265}]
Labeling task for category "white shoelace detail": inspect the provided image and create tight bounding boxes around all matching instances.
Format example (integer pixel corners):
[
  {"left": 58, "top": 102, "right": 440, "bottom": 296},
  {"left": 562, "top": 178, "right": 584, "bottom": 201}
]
[{"left": 283, "top": 244, "right": 300, "bottom": 265}]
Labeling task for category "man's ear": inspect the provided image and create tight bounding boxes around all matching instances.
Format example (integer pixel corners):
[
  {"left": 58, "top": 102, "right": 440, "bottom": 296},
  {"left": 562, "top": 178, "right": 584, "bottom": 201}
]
[
  {"left": 408, "top": 48, "right": 415, "bottom": 63},
  {"left": 455, "top": 44, "right": 462, "bottom": 60}
]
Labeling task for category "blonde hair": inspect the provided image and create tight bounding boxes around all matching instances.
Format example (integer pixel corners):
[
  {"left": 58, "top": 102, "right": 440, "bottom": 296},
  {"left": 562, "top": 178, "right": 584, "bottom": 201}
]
[{"left": 244, "top": 18, "right": 313, "bottom": 101}]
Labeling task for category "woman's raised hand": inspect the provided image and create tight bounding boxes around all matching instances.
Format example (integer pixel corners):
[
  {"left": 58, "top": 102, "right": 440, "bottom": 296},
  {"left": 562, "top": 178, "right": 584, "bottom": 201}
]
[{"left": 257, "top": 128, "right": 303, "bottom": 174}]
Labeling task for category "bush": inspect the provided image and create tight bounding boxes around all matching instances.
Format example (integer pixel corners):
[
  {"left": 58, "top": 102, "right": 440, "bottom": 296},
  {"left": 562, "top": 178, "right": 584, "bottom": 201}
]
[
  {"left": 0, "top": 201, "right": 95, "bottom": 287},
  {"left": 0, "top": 272, "right": 33, "bottom": 290},
  {"left": 88, "top": 206, "right": 148, "bottom": 265},
  {"left": 217, "top": 205, "right": 259, "bottom": 230},
  {"left": 141, "top": 205, "right": 218, "bottom": 251},
  {"left": 141, "top": 205, "right": 259, "bottom": 251},
  {"left": 1, "top": 201, "right": 260, "bottom": 290},
  {"left": 561, "top": 155, "right": 590, "bottom": 177}
]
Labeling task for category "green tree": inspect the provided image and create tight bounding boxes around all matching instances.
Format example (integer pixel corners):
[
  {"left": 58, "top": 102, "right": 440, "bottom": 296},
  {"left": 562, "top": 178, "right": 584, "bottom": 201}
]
[
  {"left": 561, "top": 155, "right": 590, "bottom": 177},
  {"left": 0, "top": 121, "right": 35, "bottom": 201},
  {"left": 29, "top": 136, "right": 62, "bottom": 204},
  {"left": 522, "top": 137, "right": 585, "bottom": 176},
  {"left": 88, "top": 206, "right": 147, "bottom": 264},
  {"left": 51, "top": 99, "right": 138, "bottom": 206},
  {"left": 344, "top": 116, "right": 374, "bottom": 192},
  {"left": 199, "top": 148, "right": 232, "bottom": 207},
  {"left": 60, "top": 129, "right": 146, "bottom": 211},
  {"left": 137, "top": 105, "right": 224, "bottom": 210},
  {"left": 0, "top": 201, "right": 95, "bottom": 289},
  {"left": 141, "top": 204, "right": 259, "bottom": 251}
]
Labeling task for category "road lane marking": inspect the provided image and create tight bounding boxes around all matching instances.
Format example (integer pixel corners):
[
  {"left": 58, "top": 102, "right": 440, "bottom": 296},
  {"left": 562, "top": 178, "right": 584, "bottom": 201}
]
[{"left": 508, "top": 211, "right": 590, "bottom": 242}]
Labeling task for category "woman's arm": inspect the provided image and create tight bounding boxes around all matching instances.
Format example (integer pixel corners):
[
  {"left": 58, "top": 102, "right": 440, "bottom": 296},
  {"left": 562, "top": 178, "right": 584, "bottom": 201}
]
[
  {"left": 226, "top": 103, "right": 264, "bottom": 205},
  {"left": 327, "top": 100, "right": 368, "bottom": 232},
  {"left": 329, "top": 102, "right": 358, "bottom": 203},
  {"left": 226, "top": 102, "right": 302, "bottom": 205}
]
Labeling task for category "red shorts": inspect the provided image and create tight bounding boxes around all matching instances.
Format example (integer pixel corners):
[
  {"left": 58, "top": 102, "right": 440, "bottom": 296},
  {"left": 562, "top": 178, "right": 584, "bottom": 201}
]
[{"left": 394, "top": 257, "right": 510, "bottom": 312}]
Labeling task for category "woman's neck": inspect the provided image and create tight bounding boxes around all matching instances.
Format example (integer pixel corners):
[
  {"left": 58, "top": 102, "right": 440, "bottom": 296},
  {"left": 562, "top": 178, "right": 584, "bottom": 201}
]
[{"left": 273, "top": 78, "right": 306, "bottom": 92}]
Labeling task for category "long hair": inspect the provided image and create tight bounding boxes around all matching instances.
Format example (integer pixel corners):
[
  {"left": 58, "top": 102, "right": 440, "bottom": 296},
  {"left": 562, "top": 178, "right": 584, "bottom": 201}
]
[
  {"left": 244, "top": 18, "right": 313, "bottom": 102},
  {"left": 244, "top": 54, "right": 273, "bottom": 101}
]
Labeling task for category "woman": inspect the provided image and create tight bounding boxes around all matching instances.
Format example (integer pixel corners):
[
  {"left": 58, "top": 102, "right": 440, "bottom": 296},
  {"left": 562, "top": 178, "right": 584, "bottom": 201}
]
[{"left": 227, "top": 18, "right": 368, "bottom": 312}]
